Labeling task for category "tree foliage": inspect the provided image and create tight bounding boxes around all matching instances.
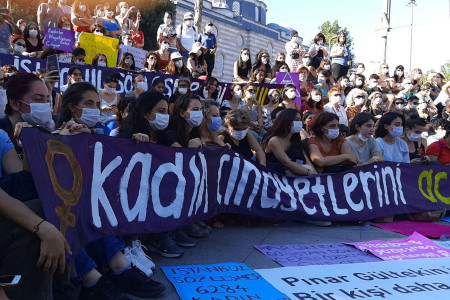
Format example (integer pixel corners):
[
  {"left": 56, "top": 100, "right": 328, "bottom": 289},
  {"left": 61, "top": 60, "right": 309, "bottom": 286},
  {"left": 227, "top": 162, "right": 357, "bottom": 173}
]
[
  {"left": 315, "top": 20, "right": 356, "bottom": 63},
  {"left": 441, "top": 61, "right": 450, "bottom": 81}
]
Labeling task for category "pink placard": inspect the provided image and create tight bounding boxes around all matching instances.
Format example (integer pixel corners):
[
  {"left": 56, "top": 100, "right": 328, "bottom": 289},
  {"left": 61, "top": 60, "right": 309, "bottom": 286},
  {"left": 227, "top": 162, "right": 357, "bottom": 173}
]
[
  {"left": 372, "top": 221, "right": 450, "bottom": 238},
  {"left": 348, "top": 232, "right": 450, "bottom": 261}
]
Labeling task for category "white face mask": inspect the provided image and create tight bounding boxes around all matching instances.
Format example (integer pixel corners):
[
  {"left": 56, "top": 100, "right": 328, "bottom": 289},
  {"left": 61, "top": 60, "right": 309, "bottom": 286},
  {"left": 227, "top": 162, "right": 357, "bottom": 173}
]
[
  {"left": 175, "top": 60, "right": 183, "bottom": 68},
  {"left": 186, "top": 110, "right": 203, "bottom": 127},
  {"left": 20, "top": 102, "right": 52, "bottom": 126},
  {"left": 76, "top": 107, "right": 100, "bottom": 128},
  {"left": 330, "top": 95, "right": 341, "bottom": 104},
  {"left": 436, "top": 129, "right": 446, "bottom": 139},
  {"left": 291, "top": 36, "right": 298, "bottom": 43},
  {"left": 291, "top": 121, "right": 303, "bottom": 133},
  {"left": 355, "top": 80, "right": 363, "bottom": 86},
  {"left": 262, "top": 58, "right": 269, "bottom": 65},
  {"left": 324, "top": 65, "right": 331, "bottom": 70},
  {"left": 205, "top": 26, "right": 212, "bottom": 33},
  {"left": 105, "top": 86, "right": 116, "bottom": 94},
  {"left": 136, "top": 81, "right": 147, "bottom": 91},
  {"left": 395, "top": 104, "right": 404, "bottom": 110},
  {"left": 374, "top": 97, "right": 383, "bottom": 105},
  {"left": 325, "top": 128, "right": 340, "bottom": 140},
  {"left": 408, "top": 132, "right": 422, "bottom": 142},
  {"left": 14, "top": 45, "right": 25, "bottom": 53},
  {"left": 75, "top": 59, "right": 85, "bottom": 65},
  {"left": 19, "top": 26, "right": 25, "bottom": 32},
  {"left": 231, "top": 129, "right": 247, "bottom": 140},
  {"left": 354, "top": 97, "right": 365, "bottom": 106},
  {"left": 302, "top": 58, "right": 311, "bottom": 65},
  {"left": 107, "top": 10, "right": 114, "bottom": 17},
  {"left": 79, "top": 5, "right": 86, "bottom": 12},
  {"left": 63, "top": 26, "right": 71, "bottom": 30},
  {"left": 185, "top": 20, "right": 194, "bottom": 27},
  {"left": 414, "top": 74, "right": 422, "bottom": 80},
  {"left": 29, "top": 29, "right": 38, "bottom": 37},
  {"left": 312, "top": 94, "right": 321, "bottom": 102},
  {"left": 279, "top": 68, "right": 288, "bottom": 72},
  {"left": 358, "top": 133, "right": 369, "bottom": 142},
  {"left": 161, "top": 43, "right": 169, "bottom": 50},
  {"left": 149, "top": 113, "right": 169, "bottom": 130},
  {"left": 246, "top": 92, "right": 255, "bottom": 99},
  {"left": 233, "top": 90, "right": 242, "bottom": 99},
  {"left": 97, "top": 61, "right": 106, "bottom": 67},
  {"left": 241, "top": 54, "right": 249, "bottom": 62},
  {"left": 435, "top": 77, "right": 441, "bottom": 83},
  {"left": 369, "top": 82, "right": 378, "bottom": 88},
  {"left": 286, "top": 90, "right": 296, "bottom": 99},
  {"left": 164, "top": 17, "right": 171, "bottom": 25},
  {"left": 124, "top": 58, "right": 133, "bottom": 66},
  {"left": 410, "top": 104, "right": 417, "bottom": 110},
  {"left": 396, "top": 71, "right": 403, "bottom": 77},
  {"left": 94, "top": 31, "right": 103, "bottom": 36},
  {"left": 178, "top": 87, "right": 188, "bottom": 94},
  {"left": 356, "top": 67, "right": 365, "bottom": 74}
]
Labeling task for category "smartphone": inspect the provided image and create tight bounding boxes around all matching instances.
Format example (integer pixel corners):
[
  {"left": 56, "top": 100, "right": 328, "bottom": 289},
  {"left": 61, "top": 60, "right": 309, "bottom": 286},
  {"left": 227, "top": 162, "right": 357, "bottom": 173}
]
[
  {"left": 0, "top": 275, "right": 21, "bottom": 287},
  {"left": 47, "top": 54, "right": 60, "bottom": 73}
]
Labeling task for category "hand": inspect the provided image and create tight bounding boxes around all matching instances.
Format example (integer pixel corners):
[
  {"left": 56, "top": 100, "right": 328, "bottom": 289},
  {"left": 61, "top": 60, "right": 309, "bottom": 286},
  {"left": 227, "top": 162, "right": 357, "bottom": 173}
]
[
  {"left": 369, "top": 156, "right": 384, "bottom": 164},
  {"left": 0, "top": 286, "right": 9, "bottom": 300},
  {"left": 137, "top": 11, "right": 141, "bottom": 20},
  {"left": 225, "top": 143, "right": 231, "bottom": 149},
  {"left": 132, "top": 133, "right": 149, "bottom": 143},
  {"left": 59, "top": 120, "right": 90, "bottom": 135},
  {"left": 36, "top": 221, "right": 71, "bottom": 274},
  {"left": 210, "top": 48, "right": 216, "bottom": 54},
  {"left": 188, "top": 138, "right": 203, "bottom": 148},
  {"left": 345, "top": 154, "right": 358, "bottom": 165},
  {"left": 43, "top": 70, "right": 60, "bottom": 85},
  {"left": 13, "top": 122, "right": 32, "bottom": 147}
]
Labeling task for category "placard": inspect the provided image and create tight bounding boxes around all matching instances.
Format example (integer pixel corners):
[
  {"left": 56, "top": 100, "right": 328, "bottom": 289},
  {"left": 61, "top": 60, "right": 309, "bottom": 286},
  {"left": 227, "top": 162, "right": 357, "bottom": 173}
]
[
  {"left": 372, "top": 221, "right": 450, "bottom": 238},
  {"left": 79, "top": 32, "right": 119, "bottom": 67},
  {"left": 118, "top": 45, "right": 148, "bottom": 70},
  {"left": 276, "top": 72, "right": 301, "bottom": 106},
  {"left": 44, "top": 27, "right": 75, "bottom": 52}
]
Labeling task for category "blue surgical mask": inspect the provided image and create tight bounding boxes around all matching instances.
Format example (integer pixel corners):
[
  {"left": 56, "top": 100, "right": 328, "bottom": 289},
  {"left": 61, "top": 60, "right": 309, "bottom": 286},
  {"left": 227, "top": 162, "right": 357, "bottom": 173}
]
[
  {"left": 207, "top": 117, "right": 222, "bottom": 132},
  {"left": 186, "top": 110, "right": 203, "bottom": 127},
  {"left": 389, "top": 126, "right": 403, "bottom": 138},
  {"left": 325, "top": 128, "right": 340, "bottom": 140},
  {"left": 318, "top": 78, "right": 326, "bottom": 84},
  {"left": 291, "top": 121, "right": 303, "bottom": 133}
]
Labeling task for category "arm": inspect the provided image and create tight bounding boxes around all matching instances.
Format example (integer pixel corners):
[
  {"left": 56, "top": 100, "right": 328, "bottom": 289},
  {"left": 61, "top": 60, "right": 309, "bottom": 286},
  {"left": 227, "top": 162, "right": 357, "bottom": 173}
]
[
  {"left": 233, "top": 61, "right": 239, "bottom": 80},
  {"left": 340, "top": 140, "right": 358, "bottom": 162},
  {"left": 308, "top": 143, "right": 355, "bottom": 168},
  {"left": 268, "top": 138, "right": 311, "bottom": 175},
  {"left": 247, "top": 130, "right": 266, "bottom": 166},
  {"left": 257, "top": 105, "right": 263, "bottom": 128},
  {"left": 2, "top": 148, "right": 23, "bottom": 174}
]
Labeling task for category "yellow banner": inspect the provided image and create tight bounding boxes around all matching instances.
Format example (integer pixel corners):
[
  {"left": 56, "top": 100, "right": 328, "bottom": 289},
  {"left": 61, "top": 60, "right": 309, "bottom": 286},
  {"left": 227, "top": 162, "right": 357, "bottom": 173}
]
[{"left": 79, "top": 32, "right": 119, "bottom": 68}]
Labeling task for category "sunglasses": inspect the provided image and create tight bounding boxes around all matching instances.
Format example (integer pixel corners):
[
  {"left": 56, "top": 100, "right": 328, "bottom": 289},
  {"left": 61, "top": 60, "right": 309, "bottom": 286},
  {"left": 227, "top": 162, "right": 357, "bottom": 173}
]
[
  {"left": 16, "top": 43, "right": 26, "bottom": 47},
  {"left": 262, "top": 56, "right": 269, "bottom": 59},
  {"left": 395, "top": 102, "right": 404, "bottom": 105},
  {"left": 247, "top": 89, "right": 257, "bottom": 93}
]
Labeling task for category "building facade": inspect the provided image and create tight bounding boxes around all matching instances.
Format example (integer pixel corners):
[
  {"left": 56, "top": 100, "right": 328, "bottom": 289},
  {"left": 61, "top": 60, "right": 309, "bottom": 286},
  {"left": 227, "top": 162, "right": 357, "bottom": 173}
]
[{"left": 172, "top": 0, "right": 300, "bottom": 82}]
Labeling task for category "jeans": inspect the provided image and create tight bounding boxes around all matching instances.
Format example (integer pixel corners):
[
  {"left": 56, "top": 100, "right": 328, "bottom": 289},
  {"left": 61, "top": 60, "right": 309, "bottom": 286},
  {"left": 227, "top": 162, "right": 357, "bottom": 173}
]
[
  {"left": 74, "top": 236, "right": 125, "bottom": 281},
  {"left": 331, "top": 63, "right": 349, "bottom": 82},
  {"left": 0, "top": 171, "right": 38, "bottom": 202},
  {"left": 180, "top": 50, "right": 189, "bottom": 63},
  {"left": 204, "top": 52, "right": 215, "bottom": 77}
]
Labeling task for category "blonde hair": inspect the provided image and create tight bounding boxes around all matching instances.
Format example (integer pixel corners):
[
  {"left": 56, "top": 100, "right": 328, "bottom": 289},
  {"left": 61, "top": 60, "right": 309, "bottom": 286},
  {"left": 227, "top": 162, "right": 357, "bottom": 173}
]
[{"left": 225, "top": 109, "right": 251, "bottom": 127}]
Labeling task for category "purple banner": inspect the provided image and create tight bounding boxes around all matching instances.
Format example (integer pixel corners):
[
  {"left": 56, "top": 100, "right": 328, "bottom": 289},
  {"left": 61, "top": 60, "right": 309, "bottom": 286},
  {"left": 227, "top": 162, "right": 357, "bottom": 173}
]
[
  {"left": 44, "top": 27, "right": 75, "bottom": 52},
  {"left": 21, "top": 128, "right": 450, "bottom": 256},
  {"left": 0, "top": 53, "right": 280, "bottom": 106},
  {"left": 276, "top": 72, "right": 301, "bottom": 106}
]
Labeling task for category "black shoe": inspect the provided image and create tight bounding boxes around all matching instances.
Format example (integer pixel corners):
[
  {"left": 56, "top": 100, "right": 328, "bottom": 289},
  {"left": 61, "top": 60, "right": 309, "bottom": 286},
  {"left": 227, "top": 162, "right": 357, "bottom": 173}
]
[
  {"left": 108, "top": 266, "right": 165, "bottom": 298},
  {"left": 171, "top": 229, "right": 197, "bottom": 247},
  {"left": 147, "top": 234, "right": 184, "bottom": 258},
  {"left": 79, "top": 275, "right": 130, "bottom": 300},
  {"left": 182, "top": 223, "right": 210, "bottom": 238}
]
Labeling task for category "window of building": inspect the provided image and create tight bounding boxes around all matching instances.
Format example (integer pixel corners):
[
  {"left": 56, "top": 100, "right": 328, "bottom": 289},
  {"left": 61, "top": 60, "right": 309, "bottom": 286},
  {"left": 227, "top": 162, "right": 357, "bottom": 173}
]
[
  {"left": 232, "top": 1, "right": 240, "bottom": 17},
  {"left": 255, "top": 6, "right": 259, "bottom": 22},
  {"left": 214, "top": 52, "right": 224, "bottom": 77}
]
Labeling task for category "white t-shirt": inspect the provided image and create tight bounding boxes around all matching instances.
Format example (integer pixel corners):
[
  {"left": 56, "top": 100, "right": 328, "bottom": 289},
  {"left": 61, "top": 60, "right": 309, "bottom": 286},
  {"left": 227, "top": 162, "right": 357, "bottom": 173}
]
[
  {"left": 176, "top": 24, "right": 196, "bottom": 51},
  {"left": 376, "top": 137, "right": 410, "bottom": 163},
  {"left": 324, "top": 103, "right": 348, "bottom": 126}
]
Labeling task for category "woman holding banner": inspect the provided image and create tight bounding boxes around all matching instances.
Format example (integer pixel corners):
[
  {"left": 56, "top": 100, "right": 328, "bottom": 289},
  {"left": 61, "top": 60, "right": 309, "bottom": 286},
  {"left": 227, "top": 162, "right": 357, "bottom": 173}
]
[
  {"left": 199, "top": 100, "right": 227, "bottom": 147},
  {"left": 117, "top": 52, "right": 136, "bottom": 71},
  {"left": 263, "top": 108, "right": 316, "bottom": 176}
]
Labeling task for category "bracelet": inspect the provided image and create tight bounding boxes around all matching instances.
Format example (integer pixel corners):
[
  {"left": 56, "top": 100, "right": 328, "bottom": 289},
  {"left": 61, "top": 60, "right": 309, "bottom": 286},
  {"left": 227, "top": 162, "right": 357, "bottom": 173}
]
[{"left": 33, "top": 219, "right": 45, "bottom": 233}]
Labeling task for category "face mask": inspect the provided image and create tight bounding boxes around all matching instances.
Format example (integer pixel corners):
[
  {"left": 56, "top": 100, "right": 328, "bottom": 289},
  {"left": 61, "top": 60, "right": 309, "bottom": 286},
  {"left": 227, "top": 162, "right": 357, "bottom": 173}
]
[
  {"left": 279, "top": 68, "right": 288, "bottom": 72},
  {"left": 149, "top": 113, "right": 169, "bottom": 131},
  {"left": 318, "top": 78, "right": 326, "bottom": 84},
  {"left": 408, "top": 132, "right": 422, "bottom": 142},
  {"left": 19, "top": 26, "right": 25, "bottom": 32},
  {"left": 303, "top": 58, "right": 311, "bottom": 65},
  {"left": 435, "top": 77, "right": 441, "bottom": 83},
  {"left": 161, "top": 43, "right": 169, "bottom": 50},
  {"left": 358, "top": 133, "right": 369, "bottom": 142},
  {"left": 286, "top": 90, "right": 296, "bottom": 99},
  {"left": 20, "top": 102, "right": 52, "bottom": 126},
  {"left": 178, "top": 87, "right": 188, "bottom": 94},
  {"left": 355, "top": 97, "right": 365, "bottom": 106},
  {"left": 355, "top": 80, "right": 363, "bottom": 86},
  {"left": 63, "top": 26, "right": 71, "bottom": 30},
  {"left": 107, "top": 11, "right": 114, "bottom": 17},
  {"left": 164, "top": 17, "right": 171, "bottom": 25},
  {"left": 410, "top": 104, "right": 417, "bottom": 110},
  {"left": 436, "top": 129, "right": 446, "bottom": 139},
  {"left": 357, "top": 68, "right": 365, "bottom": 74},
  {"left": 124, "top": 59, "right": 133, "bottom": 66},
  {"left": 324, "top": 65, "right": 331, "bottom": 70},
  {"left": 76, "top": 107, "right": 100, "bottom": 128},
  {"left": 418, "top": 103, "right": 427, "bottom": 110},
  {"left": 389, "top": 126, "right": 403, "bottom": 138},
  {"left": 14, "top": 45, "right": 25, "bottom": 53},
  {"left": 75, "top": 60, "right": 85, "bottom": 65},
  {"left": 231, "top": 129, "right": 247, "bottom": 140},
  {"left": 291, "top": 36, "right": 298, "bottom": 43},
  {"left": 246, "top": 92, "right": 255, "bottom": 99},
  {"left": 317, "top": 40, "right": 323, "bottom": 45},
  {"left": 369, "top": 82, "right": 378, "bottom": 88},
  {"left": 94, "top": 31, "right": 103, "bottom": 36},
  {"left": 396, "top": 71, "right": 403, "bottom": 76},
  {"left": 97, "top": 11, "right": 104, "bottom": 18},
  {"left": 382, "top": 68, "right": 389, "bottom": 73},
  {"left": 136, "top": 81, "right": 147, "bottom": 91},
  {"left": 233, "top": 90, "right": 242, "bottom": 99},
  {"left": 414, "top": 74, "right": 422, "bottom": 80},
  {"left": 203, "top": 88, "right": 209, "bottom": 98},
  {"left": 205, "top": 26, "right": 212, "bottom": 33},
  {"left": 325, "top": 128, "right": 339, "bottom": 140},
  {"left": 262, "top": 58, "right": 268, "bottom": 64},
  {"left": 374, "top": 97, "right": 383, "bottom": 105},
  {"left": 105, "top": 86, "right": 116, "bottom": 94},
  {"left": 97, "top": 61, "right": 106, "bottom": 67},
  {"left": 79, "top": 5, "right": 86, "bottom": 12},
  {"left": 175, "top": 60, "right": 183, "bottom": 68},
  {"left": 208, "top": 117, "right": 222, "bottom": 132},
  {"left": 291, "top": 121, "right": 303, "bottom": 133},
  {"left": 331, "top": 95, "right": 341, "bottom": 104},
  {"left": 395, "top": 104, "right": 404, "bottom": 110},
  {"left": 312, "top": 95, "right": 321, "bottom": 102},
  {"left": 241, "top": 54, "right": 249, "bottom": 62},
  {"left": 29, "top": 29, "right": 38, "bottom": 37},
  {"left": 121, "top": 7, "right": 127, "bottom": 14},
  {"left": 271, "top": 95, "right": 279, "bottom": 103},
  {"left": 186, "top": 110, "right": 203, "bottom": 127},
  {"left": 185, "top": 20, "right": 194, "bottom": 27}
]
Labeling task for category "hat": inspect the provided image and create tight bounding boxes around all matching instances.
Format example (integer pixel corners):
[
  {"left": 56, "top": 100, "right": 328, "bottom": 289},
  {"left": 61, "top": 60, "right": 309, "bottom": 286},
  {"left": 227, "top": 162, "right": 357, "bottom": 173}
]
[
  {"left": 184, "top": 12, "right": 194, "bottom": 20},
  {"left": 290, "top": 30, "right": 298, "bottom": 38},
  {"left": 189, "top": 42, "right": 205, "bottom": 54},
  {"left": 170, "top": 52, "right": 183, "bottom": 60}
]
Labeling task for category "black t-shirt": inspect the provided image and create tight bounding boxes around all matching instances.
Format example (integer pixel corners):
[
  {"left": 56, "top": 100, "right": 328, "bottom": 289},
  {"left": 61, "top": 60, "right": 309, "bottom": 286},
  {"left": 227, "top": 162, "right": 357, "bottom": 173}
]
[
  {"left": 221, "top": 130, "right": 253, "bottom": 159},
  {"left": 117, "top": 128, "right": 176, "bottom": 147}
]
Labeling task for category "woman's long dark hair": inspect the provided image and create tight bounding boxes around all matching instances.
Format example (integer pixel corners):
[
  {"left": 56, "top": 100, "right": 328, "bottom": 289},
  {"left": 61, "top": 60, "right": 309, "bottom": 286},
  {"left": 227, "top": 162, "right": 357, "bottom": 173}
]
[
  {"left": 305, "top": 88, "right": 323, "bottom": 111},
  {"left": 202, "top": 77, "right": 219, "bottom": 99},
  {"left": 374, "top": 111, "right": 405, "bottom": 138},
  {"left": 349, "top": 112, "right": 375, "bottom": 135},
  {"left": 120, "top": 91, "right": 167, "bottom": 136},
  {"left": 262, "top": 108, "right": 301, "bottom": 149},
  {"left": 238, "top": 48, "right": 252, "bottom": 69},
  {"left": 168, "top": 93, "right": 201, "bottom": 147},
  {"left": 57, "top": 82, "right": 99, "bottom": 127},
  {"left": 252, "top": 50, "right": 272, "bottom": 74}
]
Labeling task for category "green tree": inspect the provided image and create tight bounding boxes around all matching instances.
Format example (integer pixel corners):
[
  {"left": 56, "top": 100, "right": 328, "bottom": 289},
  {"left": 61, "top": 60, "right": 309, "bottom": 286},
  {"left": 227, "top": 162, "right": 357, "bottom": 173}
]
[
  {"left": 441, "top": 60, "right": 450, "bottom": 81},
  {"left": 10, "top": 0, "right": 40, "bottom": 24},
  {"left": 315, "top": 20, "right": 356, "bottom": 64}
]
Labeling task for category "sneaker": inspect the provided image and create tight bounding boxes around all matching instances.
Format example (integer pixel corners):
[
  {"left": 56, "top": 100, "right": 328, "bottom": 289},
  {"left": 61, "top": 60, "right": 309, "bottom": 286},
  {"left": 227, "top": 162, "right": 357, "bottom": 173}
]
[
  {"left": 108, "top": 266, "right": 165, "bottom": 298},
  {"left": 147, "top": 234, "right": 184, "bottom": 258},
  {"left": 124, "top": 247, "right": 152, "bottom": 277},
  {"left": 131, "top": 240, "right": 156, "bottom": 270},
  {"left": 79, "top": 275, "right": 130, "bottom": 300},
  {"left": 196, "top": 221, "right": 212, "bottom": 232},
  {"left": 182, "top": 223, "right": 210, "bottom": 238},
  {"left": 171, "top": 229, "right": 197, "bottom": 247}
]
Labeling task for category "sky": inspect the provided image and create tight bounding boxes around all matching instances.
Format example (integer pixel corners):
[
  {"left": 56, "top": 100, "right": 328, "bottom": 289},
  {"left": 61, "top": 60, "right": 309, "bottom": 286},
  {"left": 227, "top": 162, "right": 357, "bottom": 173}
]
[{"left": 263, "top": 0, "right": 450, "bottom": 75}]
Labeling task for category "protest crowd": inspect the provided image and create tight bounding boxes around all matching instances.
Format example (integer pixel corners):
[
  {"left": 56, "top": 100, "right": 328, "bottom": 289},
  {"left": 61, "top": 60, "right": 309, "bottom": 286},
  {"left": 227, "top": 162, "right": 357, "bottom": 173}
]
[{"left": 0, "top": 0, "right": 450, "bottom": 299}]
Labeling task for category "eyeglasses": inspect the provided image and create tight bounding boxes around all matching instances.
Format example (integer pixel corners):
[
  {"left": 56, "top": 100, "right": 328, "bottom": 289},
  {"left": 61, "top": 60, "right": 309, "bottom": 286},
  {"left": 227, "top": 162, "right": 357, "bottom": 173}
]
[
  {"left": 162, "top": 41, "right": 170, "bottom": 45},
  {"left": 412, "top": 102, "right": 419, "bottom": 105},
  {"left": 16, "top": 43, "right": 26, "bottom": 47},
  {"left": 355, "top": 95, "right": 365, "bottom": 98},
  {"left": 261, "top": 56, "right": 269, "bottom": 59},
  {"left": 395, "top": 102, "right": 404, "bottom": 105},
  {"left": 247, "top": 89, "right": 257, "bottom": 93}
]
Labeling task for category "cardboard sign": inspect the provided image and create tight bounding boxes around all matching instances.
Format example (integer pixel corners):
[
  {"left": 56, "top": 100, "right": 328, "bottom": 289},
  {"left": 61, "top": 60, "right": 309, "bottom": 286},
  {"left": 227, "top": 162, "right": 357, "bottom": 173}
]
[
  {"left": 79, "top": 32, "right": 119, "bottom": 67},
  {"left": 118, "top": 45, "right": 148, "bottom": 70},
  {"left": 44, "top": 27, "right": 75, "bottom": 52},
  {"left": 276, "top": 72, "right": 301, "bottom": 106}
]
